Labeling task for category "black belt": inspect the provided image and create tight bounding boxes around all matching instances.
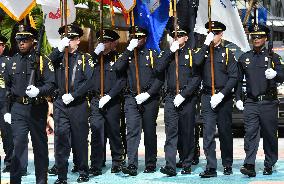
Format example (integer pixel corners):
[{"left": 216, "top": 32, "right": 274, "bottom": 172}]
[
  {"left": 13, "top": 96, "right": 46, "bottom": 105},
  {"left": 202, "top": 87, "right": 224, "bottom": 95},
  {"left": 125, "top": 87, "right": 150, "bottom": 97},
  {"left": 247, "top": 94, "right": 277, "bottom": 102}
]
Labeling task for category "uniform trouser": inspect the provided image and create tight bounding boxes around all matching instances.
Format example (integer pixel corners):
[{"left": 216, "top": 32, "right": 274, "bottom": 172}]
[
  {"left": 10, "top": 102, "right": 49, "bottom": 184},
  {"left": 201, "top": 94, "right": 233, "bottom": 169},
  {"left": 0, "top": 103, "right": 13, "bottom": 167},
  {"left": 243, "top": 99, "right": 278, "bottom": 168},
  {"left": 54, "top": 99, "right": 89, "bottom": 180},
  {"left": 53, "top": 131, "right": 78, "bottom": 168},
  {"left": 90, "top": 96, "right": 124, "bottom": 169},
  {"left": 124, "top": 94, "right": 159, "bottom": 168},
  {"left": 164, "top": 94, "right": 197, "bottom": 169}
]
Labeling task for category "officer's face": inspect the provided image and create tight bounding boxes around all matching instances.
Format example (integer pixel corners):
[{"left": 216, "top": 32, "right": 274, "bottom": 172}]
[
  {"left": 177, "top": 35, "right": 188, "bottom": 46},
  {"left": 137, "top": 37, "right": 146, "bottom": 48},
  {"left": 0, "top": 42, "right": 5, "bottom": 56},
  {"left": 213, "top": 31, "right": 223, "bottom": 45},
  {"left": 103, "top": 40, "right": 112, "bottom": 51},
  {"left": 17, "top": 38, "right": 34, "bottom": 54},
  {"left": 69, "top": 37, "right": 80, "bottom": 50},
  {"left": 252, "top": 35, "right": 267, "bottom": 48},
  {"left": 111, "top": 40, "right": 118, "bottom": 51}
]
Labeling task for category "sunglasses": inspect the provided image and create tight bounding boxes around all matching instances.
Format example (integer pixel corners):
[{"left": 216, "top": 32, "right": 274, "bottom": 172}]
[
  {"left": 251, "top": 35, "right": 266, "bottom": 40},
  {"left": 16, "top": 38, "right": 32, "bottom": 44},
  {"left": 213, "top": 31, "right": 222, "bottom": 35}
]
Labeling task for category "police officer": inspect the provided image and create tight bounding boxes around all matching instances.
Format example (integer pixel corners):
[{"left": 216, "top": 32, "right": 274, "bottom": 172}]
[
  {"left": 115, "top": 26, "right": 163, "bottom": 176},
  {"left": 236, "top": 24, "right": 284, "bottom": 177},
  {"left": 194, "top": 21, "right": 237, "bottom": 178},
  {"left": 157, "top": 26, "right": 201, "bottom": 176},
  {"left": 0, "top": 33, "right": 13, "bottom": 173},
  {"left": 87, "top": 29, "right": 125, "bottom": 176},
  {"left": 5, "top": 25, "right": 55, "bottom": 184},
  {"left": 49, "top": 24, "right": 93, "bottom": 183}
]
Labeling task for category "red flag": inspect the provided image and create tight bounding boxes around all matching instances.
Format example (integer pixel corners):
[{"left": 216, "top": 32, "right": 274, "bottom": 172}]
[{"left": 96, "top": 0, "right": 129, "bottom": 23}]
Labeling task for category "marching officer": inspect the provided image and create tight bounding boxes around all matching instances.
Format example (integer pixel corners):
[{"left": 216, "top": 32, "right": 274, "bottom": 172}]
[
  {"left": 5, "top": 25, "right": 55, "bottom": 184},
  {"left": 115, "top": 26, "right": 163, "bottom": 176},
  {"left": 0, "top": 33, "right": 13, "bottom": 173},
  {"left": 49, "top": 24, "right": 93, "bottom": 183},
  {"left": 158, "top": 26, "right": 201, "bottom": 176},
  {"left": 194, "top": 21, "right": 237, "bottom": 178},
  {"left": 87, "top": 29, "right": 125, "bottom": 176},
  {"left": 236, "top": 24, "right": 284, "bottom": 177}
]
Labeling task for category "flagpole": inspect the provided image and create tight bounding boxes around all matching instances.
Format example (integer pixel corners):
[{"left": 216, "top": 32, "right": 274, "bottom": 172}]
[
  {"left": 173, "top": 0, "right": 179, "bottom": 95},
  {"left": 64, "top": 0, "right": 69, "bottom": 94},
  {"left": 208, "top": 0, "right": 215, "bottom": 96},
  {"left": 100, "top": 0, "right": 104, "bottom": 97},
  {"left": 131, "top": 11, "right": 141, "bottom": 95}
]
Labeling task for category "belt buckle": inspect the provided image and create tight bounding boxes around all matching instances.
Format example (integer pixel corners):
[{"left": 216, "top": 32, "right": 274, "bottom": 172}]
[
  {"left": 258, "top": 95, "right": 264, "bottom": 101},
  {"left": 22, "top": 97, "right": 29, "bottom": 105}
]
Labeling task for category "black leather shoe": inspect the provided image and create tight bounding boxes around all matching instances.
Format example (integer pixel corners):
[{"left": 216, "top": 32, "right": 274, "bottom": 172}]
[
  {"left": 181, "top": 167, "right": 191, "bottom": 174},
  {"left": 90, "top": 167, "right": 102, "bottom": 176},
  {"left": 122, "top": 164, "right": 138, "bottom": 176},
  {"left": 111, "top": 165, "right": 122, "bottom": 173},
  {"left": 160, "top": 166, "right": 177, "bottom": 176},
  {"left": 223, "top": 166, "right": 233, "bottom": 175},
  {"left": 176, "top": 160, "right": 183, "bottom": 168},
  {"left": 199, "top": 168, "right": 217, "bottom": 178},
  {"left": 54, "top": 179, "right": 67, "bottom": 184},
  {"left": 2, "top": 165, "right": 10, "bottom": 173},
  {"left": 240, "top": 164, "right": 256, "bottom": 177},
  {"left": 143, "top": 166, "right": 156, "bottom": 173},
  {"left": 192, "top": 158, "right": 199, "bottom": 165},
  {"left": 48, "top": 165, "right": 58, "bottom": 175},
  {"left": 263, "top": 167, "right": 273, "bottom": 175},
  {"left": 71, "top": 165, "right": 79, "bottom": 173},
  {"left": 77, "top": 174, "right": 89, "bottom": 183}
]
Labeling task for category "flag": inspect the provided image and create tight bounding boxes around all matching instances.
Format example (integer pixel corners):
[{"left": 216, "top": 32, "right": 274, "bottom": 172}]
[
  {"left": 194, "top": 0, "right": 250, "bottom": 52},
  {"left": 240, "top": 7, "right": 268, "bottom": 26},
  {"left": 118, "top": 0, "right": 136, "bottom": 12},
  {"left": 38, "top": 0, "right": 76, "bottom": 47},
  {"left": 95, "top": 0, "right": 129, "bottom": 22},
  {"left": 0, "top": 0, "right": 36, "bottom": 21},
  {"left": 134, "top": 0, "right": 169, "bottom": 52}
]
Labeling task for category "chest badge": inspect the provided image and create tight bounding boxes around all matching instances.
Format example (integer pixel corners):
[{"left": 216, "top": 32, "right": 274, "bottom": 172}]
[
  {"left": 222, "top": 53, "right": 226, "bottom": 57},
  {"left": 146, "top": 56, "right": 149, "bottom": 60},
  {"left": 185, "top": 55, "right": 189, "bottom": 59},
  {"left": 78, "top": 60, "right": 82, "bottom": 65},
  {"left": 110, "top": 61, "right": 114, "bottom": 66},
  {"left": 245, "top": 58, "right": 250, "bottom": 65},
  {"left": 265, "top": 57, "right": 268, "bottom": 62},
  {"left": 1, "top": 63, "right": 5, "bottom": 68}
]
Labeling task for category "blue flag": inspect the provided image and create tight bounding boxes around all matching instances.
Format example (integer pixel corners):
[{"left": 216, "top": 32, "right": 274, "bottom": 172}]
[
  {"left": 241, "top": 7, "right": 268, "bottom": 26},
  {"left": 134, "top": 0, "right": 170, "bottom": 53}
]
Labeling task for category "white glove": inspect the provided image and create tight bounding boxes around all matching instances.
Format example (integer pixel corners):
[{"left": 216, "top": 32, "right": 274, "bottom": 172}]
[
  {"left": 57, "top": 37, "right": 70, "bottom": 52},
  {"left": 210, "top": 92, "right": 224, "bottom": 109},
  {"left": 173, "top": 94, "right": 185, "bottom": 107},
  {"left": 99, "top": 95, "right": 111, "bottom": 108},
  {"left": 135, "top": 92, "right": 150, "bottom": 105},
  {"left": 265, "top": 68, "right": 277, "bottom": 79},
  {"left": 170, "top": 41, "right": 179, "bottom": 53},
  {"left": 127, "top": 39, "right": 139, "bottom": 51},
  {"left": 94, "top": 43, "right": 105, "bottom": 55},
  {"left": 236, "top": 100, "right": 244, "bottom": 111},
  {"left": 204, "top": 32, "right": 215, "bottom": 46},
  {"left": 62, "top": 93, "right": 74, "bottom": 105},
  {"left": 4, "top": 113, "right": 11, "bottom": 124},
  {"left": 25, "top": 85, "right": 40, "bottom": 98}
]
